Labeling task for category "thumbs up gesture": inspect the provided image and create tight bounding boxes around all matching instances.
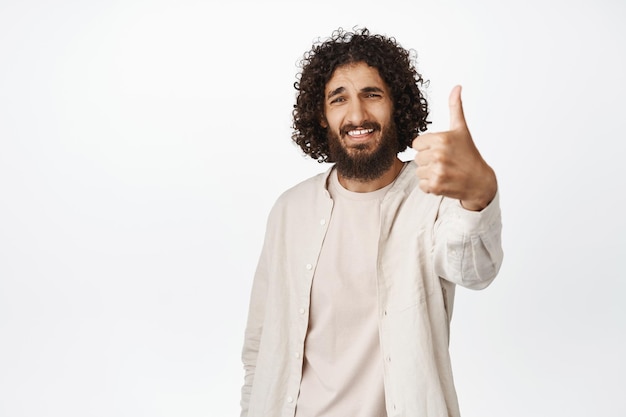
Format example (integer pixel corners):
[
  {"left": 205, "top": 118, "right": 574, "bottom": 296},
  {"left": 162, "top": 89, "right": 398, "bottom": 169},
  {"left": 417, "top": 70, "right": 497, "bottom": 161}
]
[{"left": 412, "top": 85, "right": 497, "bottom": 211}]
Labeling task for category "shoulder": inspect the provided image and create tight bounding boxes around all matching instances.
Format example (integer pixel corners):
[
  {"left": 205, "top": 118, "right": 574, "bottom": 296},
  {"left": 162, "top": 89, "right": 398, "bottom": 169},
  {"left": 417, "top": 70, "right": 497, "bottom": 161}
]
[
  {"left": 389, "top": 160, "right": 422, "bottom": 196},
  {"left": 386, "top": 160, "right": 444, "bottom": 219},
  {"left": 270, "top": 167, "right": 332, "bottom": 214}
]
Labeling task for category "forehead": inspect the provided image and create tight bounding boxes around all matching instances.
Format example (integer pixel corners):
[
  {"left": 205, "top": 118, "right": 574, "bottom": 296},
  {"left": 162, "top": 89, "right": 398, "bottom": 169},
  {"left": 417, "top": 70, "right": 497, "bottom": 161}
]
[{"left": 325, "top": 62, "right": 388, "bottom": 92}]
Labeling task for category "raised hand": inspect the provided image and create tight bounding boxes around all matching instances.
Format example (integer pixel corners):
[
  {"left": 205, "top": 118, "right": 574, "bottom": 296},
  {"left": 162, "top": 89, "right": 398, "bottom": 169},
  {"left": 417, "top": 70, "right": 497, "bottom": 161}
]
[{"left": 412, "top": 85, "right": 497, "bottom": 211}]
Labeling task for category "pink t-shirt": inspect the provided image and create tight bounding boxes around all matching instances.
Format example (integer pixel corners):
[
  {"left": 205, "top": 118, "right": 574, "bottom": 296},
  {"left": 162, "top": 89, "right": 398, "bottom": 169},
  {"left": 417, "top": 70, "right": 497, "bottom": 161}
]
[{"left": 295, "top": 168, "right": 396, "bottom": 417}]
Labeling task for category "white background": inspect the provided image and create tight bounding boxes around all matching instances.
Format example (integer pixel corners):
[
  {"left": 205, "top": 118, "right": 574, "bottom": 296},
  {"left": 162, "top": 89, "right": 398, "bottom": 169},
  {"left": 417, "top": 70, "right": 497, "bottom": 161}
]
[{"left": 1, "top": 0, "right": 625, "bottom": 416}]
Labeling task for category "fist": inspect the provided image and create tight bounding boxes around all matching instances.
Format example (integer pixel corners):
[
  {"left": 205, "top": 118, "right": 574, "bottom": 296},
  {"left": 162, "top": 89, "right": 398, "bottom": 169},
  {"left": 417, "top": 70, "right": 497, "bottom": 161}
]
[{"left": 412, "top": 85, "right": 497, "bottom": 211}]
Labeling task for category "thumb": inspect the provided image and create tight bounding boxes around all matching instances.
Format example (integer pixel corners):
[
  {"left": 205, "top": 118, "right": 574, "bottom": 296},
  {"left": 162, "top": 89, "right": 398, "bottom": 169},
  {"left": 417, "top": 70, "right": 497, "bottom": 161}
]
[{"left": 449, "top": 85, "right": 467, "bottom": 131}]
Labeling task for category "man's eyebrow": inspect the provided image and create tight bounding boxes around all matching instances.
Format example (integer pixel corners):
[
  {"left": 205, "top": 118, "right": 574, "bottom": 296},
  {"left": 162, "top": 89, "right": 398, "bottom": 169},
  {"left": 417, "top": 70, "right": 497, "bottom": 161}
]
[
  {"left": 327, "top": 86, "right": 385, "bottom": 99},
  {"left": 361, "top": 86, "right": 385, "bottom": 94},
  {"left": 327, "top": 86, "right": 345, "bottom": 99}
]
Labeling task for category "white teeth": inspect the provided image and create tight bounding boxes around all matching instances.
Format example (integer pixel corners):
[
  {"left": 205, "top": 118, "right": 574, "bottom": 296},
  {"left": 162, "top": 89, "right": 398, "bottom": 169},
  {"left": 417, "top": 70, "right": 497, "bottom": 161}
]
[{"left": 348, "top": 128, "right": 374, "bottom": 136}]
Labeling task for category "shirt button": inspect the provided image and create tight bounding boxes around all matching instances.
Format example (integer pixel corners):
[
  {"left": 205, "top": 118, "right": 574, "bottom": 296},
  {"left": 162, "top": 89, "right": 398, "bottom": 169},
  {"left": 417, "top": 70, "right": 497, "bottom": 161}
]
[
  {"left": 299, "top": 308, "right": 305, "bottom": 314},
  {"left": 320, "top": 218, "right": 326, "bottom": 226},
  {"left": 287, "top": 396, "right": 294, "bottom": 403},
  {"left": 387, "top": 356, "right": 391, "bottom": 362},
  {"left": 295, "top": 352, "right": 301, "bottom": 358},
  {"left": 305, "top": 263, "right": 312, "bottom": 270}
]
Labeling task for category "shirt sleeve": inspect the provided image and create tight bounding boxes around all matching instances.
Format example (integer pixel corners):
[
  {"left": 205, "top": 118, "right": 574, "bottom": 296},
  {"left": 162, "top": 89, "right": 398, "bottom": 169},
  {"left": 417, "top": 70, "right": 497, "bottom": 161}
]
[
  {"left": 433, "top": 191, "right": 504, "bottom": 290},
  {"left": 240, "top": 213, "right": 274, "bottom": 416}
]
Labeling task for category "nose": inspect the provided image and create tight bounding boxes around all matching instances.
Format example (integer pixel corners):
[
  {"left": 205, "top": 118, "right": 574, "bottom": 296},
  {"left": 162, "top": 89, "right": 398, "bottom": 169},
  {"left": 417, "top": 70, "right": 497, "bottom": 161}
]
[{"left": 346, "top": 98, "right": 367, "bottom": 126}]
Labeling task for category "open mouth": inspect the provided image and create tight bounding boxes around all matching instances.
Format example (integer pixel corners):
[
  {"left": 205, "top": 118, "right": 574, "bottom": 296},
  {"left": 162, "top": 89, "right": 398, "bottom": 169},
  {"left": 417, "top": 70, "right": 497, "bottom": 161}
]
[
  {"left": 347, "top": 128, "right": 375, "bottom": 138},
  {"left": 341, "top": 123, "right": 380, "bottom": 141}
]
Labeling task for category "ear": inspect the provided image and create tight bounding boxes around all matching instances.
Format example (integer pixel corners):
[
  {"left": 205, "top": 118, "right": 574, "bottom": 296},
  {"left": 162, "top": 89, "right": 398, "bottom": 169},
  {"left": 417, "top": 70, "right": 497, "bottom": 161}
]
[{"left": 320, "top": 115, "right": 328, "bottom": 128}]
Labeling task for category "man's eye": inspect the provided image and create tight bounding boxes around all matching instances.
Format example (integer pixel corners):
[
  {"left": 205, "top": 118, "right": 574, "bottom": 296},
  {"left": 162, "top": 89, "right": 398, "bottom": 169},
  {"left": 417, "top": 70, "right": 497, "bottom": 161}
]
[{"left": 330, "top": 97, "right": 345, "bottom": 104}]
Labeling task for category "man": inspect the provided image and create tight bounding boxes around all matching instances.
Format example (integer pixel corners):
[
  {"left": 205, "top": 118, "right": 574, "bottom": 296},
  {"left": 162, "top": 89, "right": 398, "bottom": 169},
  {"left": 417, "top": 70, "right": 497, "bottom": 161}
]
[{"left": 240, "top": 27, "right": 503, "bottom": 417}]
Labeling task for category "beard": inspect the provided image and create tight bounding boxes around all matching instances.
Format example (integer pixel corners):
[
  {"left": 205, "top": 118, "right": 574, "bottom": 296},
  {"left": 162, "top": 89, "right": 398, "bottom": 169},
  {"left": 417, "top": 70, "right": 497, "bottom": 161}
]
[{"left": 327, "top": 120, "right": 399, "bottom": 182}]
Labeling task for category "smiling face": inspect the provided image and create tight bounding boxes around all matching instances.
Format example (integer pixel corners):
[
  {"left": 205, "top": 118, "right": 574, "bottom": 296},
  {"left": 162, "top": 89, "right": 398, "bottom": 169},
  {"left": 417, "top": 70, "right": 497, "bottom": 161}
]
[{"left": 323, "top": 62, "right": 398, "bottom": 181}]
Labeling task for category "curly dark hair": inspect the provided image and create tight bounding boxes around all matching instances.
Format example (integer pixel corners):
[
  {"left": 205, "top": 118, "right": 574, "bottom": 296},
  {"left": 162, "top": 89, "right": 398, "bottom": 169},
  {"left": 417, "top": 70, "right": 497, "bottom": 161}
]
[{"left": 292, "top": 27, "right": 430, "bottom": 163}]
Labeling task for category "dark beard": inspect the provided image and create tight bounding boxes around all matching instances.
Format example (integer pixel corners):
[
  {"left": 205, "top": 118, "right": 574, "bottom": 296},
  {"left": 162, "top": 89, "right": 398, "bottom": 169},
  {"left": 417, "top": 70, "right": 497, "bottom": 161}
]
[{"left": 327, "top": 121, "right": 399, "bottom": 182}]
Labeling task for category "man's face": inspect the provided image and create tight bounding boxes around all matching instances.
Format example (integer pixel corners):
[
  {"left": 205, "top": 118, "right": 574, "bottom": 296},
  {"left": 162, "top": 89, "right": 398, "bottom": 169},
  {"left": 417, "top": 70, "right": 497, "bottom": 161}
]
[{"left": 323, "top": 61, "right": 397, "bottom": 181}]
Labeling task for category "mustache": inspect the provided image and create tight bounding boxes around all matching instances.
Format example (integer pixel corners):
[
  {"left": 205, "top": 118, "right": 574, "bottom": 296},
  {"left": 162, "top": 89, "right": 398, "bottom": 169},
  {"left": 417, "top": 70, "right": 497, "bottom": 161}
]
[{"left": 340, "top": 122, "right": 381, "bottom": 137}]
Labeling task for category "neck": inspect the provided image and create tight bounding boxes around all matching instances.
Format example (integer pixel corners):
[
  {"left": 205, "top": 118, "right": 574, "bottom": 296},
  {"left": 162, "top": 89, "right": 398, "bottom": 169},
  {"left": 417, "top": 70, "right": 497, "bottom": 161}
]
[{"left": 337, "top": 158, "right": 404, "bottom": 192}]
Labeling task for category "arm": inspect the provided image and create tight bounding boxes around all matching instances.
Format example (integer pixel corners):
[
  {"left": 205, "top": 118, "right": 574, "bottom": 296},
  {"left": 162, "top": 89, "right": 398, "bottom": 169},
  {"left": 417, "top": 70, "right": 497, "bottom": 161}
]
[
  {"left": 240, "top": 218, "right": 273, "bottom": 416},
  {"left": 433, "top": 193, "right": 503, "bottom": 289},
  {"left": 413, "top": 85, "right": 503, "bottom": 287}
]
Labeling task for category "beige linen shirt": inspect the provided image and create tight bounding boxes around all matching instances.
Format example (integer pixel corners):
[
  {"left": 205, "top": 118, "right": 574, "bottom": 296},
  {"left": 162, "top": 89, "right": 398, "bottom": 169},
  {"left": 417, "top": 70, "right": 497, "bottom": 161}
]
[{"left": 240, "top": 161, "right": 503, "bottom": 417}]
